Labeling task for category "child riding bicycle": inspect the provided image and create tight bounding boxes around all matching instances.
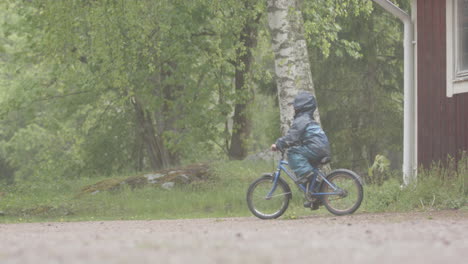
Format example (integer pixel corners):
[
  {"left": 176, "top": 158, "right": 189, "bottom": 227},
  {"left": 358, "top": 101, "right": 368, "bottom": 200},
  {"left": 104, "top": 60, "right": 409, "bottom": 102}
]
[{"left": 271, "top": 91, "right": 331, "bottom": 209}]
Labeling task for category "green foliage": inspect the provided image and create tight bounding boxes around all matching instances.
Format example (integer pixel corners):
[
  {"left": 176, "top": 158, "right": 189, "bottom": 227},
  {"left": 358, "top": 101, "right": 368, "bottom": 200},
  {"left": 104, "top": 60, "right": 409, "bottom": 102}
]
[
  {"left": 0, "top": 160, "right": 274, "bottom": 221},
  {"left": 0, "top": 159, "right": 466, "bottom": 223},
  {"left": 0, "top": 0, "right": 426, "bottom": 189},
  {"left": 363, "top": 156, "right": 467, "bottom": 212},
  {"left": 0, "top": 0, "right": 271, "bottom": 180},
  {"left": 310, "top": 4, "right": 405, "bottom": 174},
  {"left": 302, "top": 0, "right": 373, "bottom": 57},
  {"left": 3, "top": 124, "right": 76, "bottom": 179},
  {"left": 1, "top": 0, "right": 465, "bottom": 222},
  {"left": 367, "top": 154, "right": 391, "bottom": 185},
  {"left": 249, "top": 93, "right": 281, "bottom": 152}
]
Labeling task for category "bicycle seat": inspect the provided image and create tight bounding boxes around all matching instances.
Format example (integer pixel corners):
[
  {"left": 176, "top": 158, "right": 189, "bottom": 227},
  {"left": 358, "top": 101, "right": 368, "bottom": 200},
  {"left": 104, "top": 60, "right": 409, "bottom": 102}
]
[
  {"left": 308, "top": 156, "right": 331, "bottom": 167},
  {"left": 319, "top": 156, "right": 331, "bottom": 165}
]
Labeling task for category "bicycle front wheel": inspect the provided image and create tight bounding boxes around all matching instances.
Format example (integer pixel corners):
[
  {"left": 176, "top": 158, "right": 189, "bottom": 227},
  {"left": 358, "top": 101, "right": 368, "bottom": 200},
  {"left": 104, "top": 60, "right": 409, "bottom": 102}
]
[
  {"left": 320, "top": 169, "right": 363, "bottom": 216},
  {"left": 246, "top": 175, "right": 291, "bottom": 219}
]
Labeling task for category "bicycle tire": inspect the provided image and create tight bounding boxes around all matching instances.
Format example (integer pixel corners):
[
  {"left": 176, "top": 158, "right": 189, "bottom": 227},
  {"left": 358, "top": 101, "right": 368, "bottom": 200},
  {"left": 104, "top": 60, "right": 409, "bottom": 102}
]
[
  {"left": 320, "top": 169, "right": 363, "bottom": 216},
  {"left": 246, "top": 175, "right": 291, "bottom": 219}
]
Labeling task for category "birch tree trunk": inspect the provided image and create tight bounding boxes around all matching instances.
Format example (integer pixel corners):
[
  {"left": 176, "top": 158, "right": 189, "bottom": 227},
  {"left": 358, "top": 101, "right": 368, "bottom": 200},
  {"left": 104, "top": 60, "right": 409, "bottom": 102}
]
[{"left": 267, "top": 0, "right": 322, "bottom": 134}]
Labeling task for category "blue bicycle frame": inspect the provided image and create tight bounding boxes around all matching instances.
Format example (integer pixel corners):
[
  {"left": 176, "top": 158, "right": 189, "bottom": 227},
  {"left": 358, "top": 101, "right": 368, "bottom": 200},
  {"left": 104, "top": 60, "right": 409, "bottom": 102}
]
[{"left": 267, "top": 159, "right": 342, "bottom": 199}]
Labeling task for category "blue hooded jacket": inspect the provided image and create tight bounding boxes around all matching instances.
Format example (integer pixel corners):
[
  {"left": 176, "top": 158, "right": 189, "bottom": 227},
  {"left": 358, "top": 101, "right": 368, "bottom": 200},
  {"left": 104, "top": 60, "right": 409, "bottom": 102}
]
[{"left": 275, "top": 91, "right": 331, "bottom": 163}]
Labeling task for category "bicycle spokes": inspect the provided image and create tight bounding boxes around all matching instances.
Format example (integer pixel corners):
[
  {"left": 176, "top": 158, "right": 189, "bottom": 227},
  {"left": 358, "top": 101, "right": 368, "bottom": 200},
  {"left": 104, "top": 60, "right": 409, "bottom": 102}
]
[
  {"left": 247, "top": 176, "right": 290, "bottom": 219},
  {"left": 251, "top": 182, "right": 286, "bottom": 211},
  {"left": 322, "top": 174, "right": 361, "bottom": 213}
]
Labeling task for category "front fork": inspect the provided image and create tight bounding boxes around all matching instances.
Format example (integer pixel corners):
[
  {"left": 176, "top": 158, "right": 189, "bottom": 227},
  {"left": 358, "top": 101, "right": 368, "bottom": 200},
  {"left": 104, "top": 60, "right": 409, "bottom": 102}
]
[{"left": 265, "top": 170, "right": 281, "bottom": 199}]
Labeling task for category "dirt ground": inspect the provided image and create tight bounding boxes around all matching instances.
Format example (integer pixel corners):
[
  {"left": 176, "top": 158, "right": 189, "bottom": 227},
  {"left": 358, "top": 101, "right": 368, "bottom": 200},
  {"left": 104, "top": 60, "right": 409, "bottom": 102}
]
[{"left": 0, "top": 210, "right": 467, "bottom": 264}]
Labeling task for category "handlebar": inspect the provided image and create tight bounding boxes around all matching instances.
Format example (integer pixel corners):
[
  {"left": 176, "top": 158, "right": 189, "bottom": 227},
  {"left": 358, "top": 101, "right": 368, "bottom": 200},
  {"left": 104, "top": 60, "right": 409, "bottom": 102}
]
[{"left": 271, "top": 144, "right": 285, "bottom": 159}]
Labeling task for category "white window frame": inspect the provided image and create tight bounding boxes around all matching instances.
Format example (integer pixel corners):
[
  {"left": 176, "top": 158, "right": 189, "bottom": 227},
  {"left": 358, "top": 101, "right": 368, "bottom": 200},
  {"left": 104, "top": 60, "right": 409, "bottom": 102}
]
[{"left": 447, "top": 0, "right": 468, "bottom": 97}]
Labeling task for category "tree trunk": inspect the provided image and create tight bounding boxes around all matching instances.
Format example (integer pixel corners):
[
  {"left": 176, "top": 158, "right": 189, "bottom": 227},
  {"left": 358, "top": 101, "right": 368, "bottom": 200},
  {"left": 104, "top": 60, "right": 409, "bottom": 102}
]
[
  {"left": 144, "top": 62, "right": 182, "bottom": 167},
  {"left": 132, "top": 96, "right": 170, "bottom": 170},
  {"left": 133, "top": 134, "right": 145, "bottom": 172},
  {"left": 228, "top": 10, "right": 260, "bottom": 160},
  {"left": 267, "top": 0, "right": 322, "bottom": 134}
]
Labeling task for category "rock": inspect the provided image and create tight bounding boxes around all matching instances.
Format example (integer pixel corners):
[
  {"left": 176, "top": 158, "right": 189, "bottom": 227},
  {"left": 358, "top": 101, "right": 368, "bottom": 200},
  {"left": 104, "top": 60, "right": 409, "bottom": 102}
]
[
  {"left": 175, "top": 163, "right": 211, "bottom": 180},
  {"left": 77, "top": 163, "right": 211, "bottom": 196},
  {"left": 144, "top": 173, "right": 165, "bottom": 184},
  {"left": 123, "top": 176, "right": 148, "bottom": 188},
  {"left": 174, "top": 174, "right": 190, "bottom": 184},
  {"left": 78, "top": 178, "right": 123, "bottom": 197},
  {"left": 161, "top": 182, "right": 175, "bottom": 190}
]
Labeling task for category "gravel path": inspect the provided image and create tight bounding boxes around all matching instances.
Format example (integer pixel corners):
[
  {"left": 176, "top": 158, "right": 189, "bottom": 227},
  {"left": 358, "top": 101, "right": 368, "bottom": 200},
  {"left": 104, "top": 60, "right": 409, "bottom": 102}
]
[{"left": 0, "top": 210, "right": 467, "bottom": 264}]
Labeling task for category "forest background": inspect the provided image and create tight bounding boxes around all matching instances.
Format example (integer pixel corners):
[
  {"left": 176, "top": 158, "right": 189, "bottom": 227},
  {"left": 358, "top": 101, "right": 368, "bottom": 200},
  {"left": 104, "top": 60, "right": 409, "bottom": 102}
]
[{"left": 0, "top": 0, "right": 408, "bottom": 185}]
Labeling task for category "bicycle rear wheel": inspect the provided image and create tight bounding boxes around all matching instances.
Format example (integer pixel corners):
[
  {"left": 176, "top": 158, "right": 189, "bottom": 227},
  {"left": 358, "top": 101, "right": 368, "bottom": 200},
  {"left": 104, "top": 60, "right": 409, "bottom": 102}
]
[
  {"left": 320, "top": 169, "right": 363, "bottom": 216},
  {"left": 246, "top": 175, "right": 291, "bottom": 219}
]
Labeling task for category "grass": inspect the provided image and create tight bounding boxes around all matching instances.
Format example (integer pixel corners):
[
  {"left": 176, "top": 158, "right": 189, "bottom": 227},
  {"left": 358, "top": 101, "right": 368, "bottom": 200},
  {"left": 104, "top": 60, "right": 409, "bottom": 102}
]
[
  {"left": 0, "top": 159, "right": 466, "bottom": 223},
  {"left": 362, "top": 160, "right": 467, "bottom": 212}
]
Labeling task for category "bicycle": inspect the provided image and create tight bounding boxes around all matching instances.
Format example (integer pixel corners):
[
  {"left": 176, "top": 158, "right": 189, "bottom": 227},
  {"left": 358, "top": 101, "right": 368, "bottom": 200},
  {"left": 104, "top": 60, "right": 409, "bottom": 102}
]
[{"left": 246, "top": 151, "right": 364, "bottom": 219}]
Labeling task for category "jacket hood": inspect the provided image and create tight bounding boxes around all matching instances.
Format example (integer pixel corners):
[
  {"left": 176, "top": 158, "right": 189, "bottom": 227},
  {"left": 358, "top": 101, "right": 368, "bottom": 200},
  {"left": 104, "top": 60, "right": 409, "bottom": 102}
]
[{"left": 293, "top": 91, "right": 316, "bottom": 114}]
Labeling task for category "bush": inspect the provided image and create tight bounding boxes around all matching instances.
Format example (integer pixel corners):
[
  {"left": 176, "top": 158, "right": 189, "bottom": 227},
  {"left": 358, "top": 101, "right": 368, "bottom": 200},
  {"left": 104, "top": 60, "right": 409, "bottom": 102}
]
[{"left": 363, "top": 156, "right": 467, "bottom": 212}]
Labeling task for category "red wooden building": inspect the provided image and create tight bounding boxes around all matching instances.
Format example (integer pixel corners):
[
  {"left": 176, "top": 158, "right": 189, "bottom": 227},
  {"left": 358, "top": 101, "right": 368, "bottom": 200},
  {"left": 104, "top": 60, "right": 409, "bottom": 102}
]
[
  {"left": 416, "top": 0, "right": 468, "bottom": 167},
  {"left": 374, "top": 0, "right": 468, "bottom": 182}
]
